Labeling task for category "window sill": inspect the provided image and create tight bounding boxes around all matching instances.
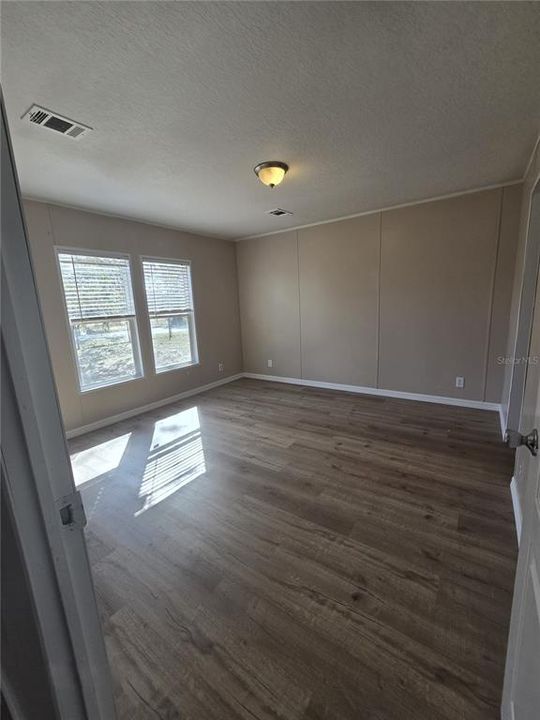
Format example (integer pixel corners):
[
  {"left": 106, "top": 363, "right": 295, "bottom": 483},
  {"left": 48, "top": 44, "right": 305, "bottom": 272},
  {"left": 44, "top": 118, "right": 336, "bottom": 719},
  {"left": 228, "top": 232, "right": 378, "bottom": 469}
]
[
  {"left": 79, "top": 374, "right": 145, "bottom": 395},
  {"left": 155, "top": 361, "right": 200, "bottom": 375}
]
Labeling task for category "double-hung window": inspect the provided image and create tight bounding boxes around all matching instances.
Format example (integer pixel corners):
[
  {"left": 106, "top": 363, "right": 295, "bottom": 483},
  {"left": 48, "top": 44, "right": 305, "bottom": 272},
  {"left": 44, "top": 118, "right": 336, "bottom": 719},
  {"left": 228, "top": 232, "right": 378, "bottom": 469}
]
[
  {"left": 142, "top": 258, "right": 198, "bottom": 372},
  {"left": 57, "top": 251, "right": 143, "bottom": 391}
]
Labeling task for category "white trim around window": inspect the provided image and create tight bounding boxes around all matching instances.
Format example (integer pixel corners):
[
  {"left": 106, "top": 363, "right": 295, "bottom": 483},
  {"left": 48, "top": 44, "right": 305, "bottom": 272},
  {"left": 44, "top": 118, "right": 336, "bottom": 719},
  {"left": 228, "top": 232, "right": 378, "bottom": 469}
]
[
  {"left": 140, "top": 256, "right": 200, "bottom": 375},
  {"left": 55, "top": 247, "right": 144, "bottom": 393}
]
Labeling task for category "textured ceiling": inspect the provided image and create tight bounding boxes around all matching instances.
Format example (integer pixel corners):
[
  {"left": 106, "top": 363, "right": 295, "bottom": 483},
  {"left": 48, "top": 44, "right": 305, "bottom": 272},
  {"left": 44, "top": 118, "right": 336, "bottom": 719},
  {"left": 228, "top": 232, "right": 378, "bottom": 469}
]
[{"left": 2, "top": 1, "right": 540, "bottom": 240}]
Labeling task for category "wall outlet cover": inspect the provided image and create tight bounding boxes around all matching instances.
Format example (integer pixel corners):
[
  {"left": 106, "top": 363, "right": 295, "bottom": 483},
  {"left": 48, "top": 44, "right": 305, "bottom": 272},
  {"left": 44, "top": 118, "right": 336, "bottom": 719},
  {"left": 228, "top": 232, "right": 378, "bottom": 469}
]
[
  {"left": 455, "top": 376, "right": 465, "bottom": 388},
  {"left": 267, "top": 359, "right": 273, "bottom": 368}
]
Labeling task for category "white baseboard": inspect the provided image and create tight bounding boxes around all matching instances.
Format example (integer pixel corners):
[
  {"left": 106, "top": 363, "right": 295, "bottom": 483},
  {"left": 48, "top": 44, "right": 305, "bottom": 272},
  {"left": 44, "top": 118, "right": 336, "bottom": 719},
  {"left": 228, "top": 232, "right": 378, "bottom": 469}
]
[
  {"left": 510, "top": 476, "right": 523, "bottom": 545},
  {"left": 243, "top": 373, "right": 501, "bottom": 412},
  {"left": 499, "top": 405, "right": 508, "bottom": 440},
  {"left": 500, "top": 698, "right": 515, "bottom": 720},
  {"left": 66, "top": 371, "right": 502, "bottom": 440},
  {"left": 65, "top": 373, "right": 244, "bottom": 439}
]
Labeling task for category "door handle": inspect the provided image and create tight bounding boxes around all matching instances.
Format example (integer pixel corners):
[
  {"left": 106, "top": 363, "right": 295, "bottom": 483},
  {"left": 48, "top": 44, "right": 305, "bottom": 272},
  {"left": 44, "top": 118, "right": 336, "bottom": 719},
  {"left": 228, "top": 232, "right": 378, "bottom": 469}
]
[{"left": 505, "top": 428, "right": 539, "bottom": 456}]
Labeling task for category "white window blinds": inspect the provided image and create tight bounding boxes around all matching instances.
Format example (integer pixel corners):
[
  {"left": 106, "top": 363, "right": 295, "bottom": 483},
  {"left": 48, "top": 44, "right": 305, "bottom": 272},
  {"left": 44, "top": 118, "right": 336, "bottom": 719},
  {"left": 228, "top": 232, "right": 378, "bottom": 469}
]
[
  {"left": 58, "top": 252, "right": 136, "bottom": 321},
  {"left": 57, "top": 251, "right": 142, "bottom": 391},
  {"left": 142, "top": 260, "right": 193, "bottom": 316}
]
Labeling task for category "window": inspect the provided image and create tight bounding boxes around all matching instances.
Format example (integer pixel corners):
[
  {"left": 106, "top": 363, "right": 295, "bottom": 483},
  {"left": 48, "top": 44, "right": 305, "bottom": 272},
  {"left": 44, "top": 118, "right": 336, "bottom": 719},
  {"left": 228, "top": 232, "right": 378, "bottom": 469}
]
[
  {"left": 57, "top": 251, "right": 142, "bottom": 391},
  {"left": 142, "top": 258, "right": 198, "bottom": 372}
]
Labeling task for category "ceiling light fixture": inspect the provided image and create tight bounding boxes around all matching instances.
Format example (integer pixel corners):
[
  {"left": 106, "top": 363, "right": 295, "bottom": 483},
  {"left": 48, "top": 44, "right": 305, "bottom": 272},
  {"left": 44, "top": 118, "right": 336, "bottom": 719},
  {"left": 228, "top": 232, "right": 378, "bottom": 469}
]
[{"left": 254, "top": 161, "right": 289, "bottom": 188}]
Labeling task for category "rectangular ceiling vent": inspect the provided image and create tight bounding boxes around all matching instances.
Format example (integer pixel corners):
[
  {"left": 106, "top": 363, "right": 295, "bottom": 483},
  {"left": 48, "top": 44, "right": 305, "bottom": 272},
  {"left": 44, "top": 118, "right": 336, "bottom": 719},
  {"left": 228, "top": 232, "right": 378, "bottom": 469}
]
[
  {"left": 22, "top": 104, "right": 92, "bottom": 140},
  {"left": 266, "top": 208, "right": 293, "bottom": 217}
]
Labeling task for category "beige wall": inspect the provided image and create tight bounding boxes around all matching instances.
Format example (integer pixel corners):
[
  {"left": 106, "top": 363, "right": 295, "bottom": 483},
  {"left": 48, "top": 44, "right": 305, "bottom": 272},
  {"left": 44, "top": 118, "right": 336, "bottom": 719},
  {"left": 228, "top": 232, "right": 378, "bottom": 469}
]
[
  {"left": 236, "top": 231, "right": 301, "bottom": 378},
  {"left": 25, "top": 182, "right": 523, "bottom": 433},
  {"left": 299, "top": 215, "right": 380, "bottom": 386},
  {"left": 24, "top": 200, "right": 243, "bottom": 432},
  {"left": 237, "top": 185, "right": 522, "bottom": 403},
  {"left": 380, "top": 190, "right": 502, "bottom": 400}
]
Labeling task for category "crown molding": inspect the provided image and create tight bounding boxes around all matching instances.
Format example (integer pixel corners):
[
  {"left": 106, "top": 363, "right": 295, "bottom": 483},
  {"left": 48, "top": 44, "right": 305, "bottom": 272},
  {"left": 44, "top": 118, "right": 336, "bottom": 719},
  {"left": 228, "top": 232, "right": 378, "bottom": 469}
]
[{"left": 235, "top": 179, "right": 524, "bottom": 242}]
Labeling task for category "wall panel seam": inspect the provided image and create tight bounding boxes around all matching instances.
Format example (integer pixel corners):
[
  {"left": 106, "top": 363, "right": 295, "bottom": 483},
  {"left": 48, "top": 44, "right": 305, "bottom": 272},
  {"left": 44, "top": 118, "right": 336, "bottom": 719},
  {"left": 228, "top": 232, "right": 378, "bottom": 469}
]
[
  {"left": 296, "top": 230, "right": 303, "bottom": 379},
  {"left": 376, "top": 211, "right": 382, "bottom": 389},
  {"left": 233, "top": 244, "right": 246, "bottom": 372},
  {"left": 483, "top": 188, "right": 505, "bottom": 401}
]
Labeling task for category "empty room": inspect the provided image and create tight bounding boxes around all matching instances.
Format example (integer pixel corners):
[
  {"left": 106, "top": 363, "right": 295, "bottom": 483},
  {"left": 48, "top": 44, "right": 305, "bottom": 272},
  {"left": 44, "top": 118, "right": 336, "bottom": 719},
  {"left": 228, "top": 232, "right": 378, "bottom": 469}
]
[{"left": 2, "top": 2, "right": 540, "bottom": 719}]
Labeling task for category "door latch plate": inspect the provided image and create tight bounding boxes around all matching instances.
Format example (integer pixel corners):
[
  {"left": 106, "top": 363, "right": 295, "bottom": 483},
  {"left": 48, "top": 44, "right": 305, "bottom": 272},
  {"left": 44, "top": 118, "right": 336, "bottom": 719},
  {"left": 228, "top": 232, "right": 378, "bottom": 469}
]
[{"left": 57, "top": 491, "right": 87, "bottom": 530}]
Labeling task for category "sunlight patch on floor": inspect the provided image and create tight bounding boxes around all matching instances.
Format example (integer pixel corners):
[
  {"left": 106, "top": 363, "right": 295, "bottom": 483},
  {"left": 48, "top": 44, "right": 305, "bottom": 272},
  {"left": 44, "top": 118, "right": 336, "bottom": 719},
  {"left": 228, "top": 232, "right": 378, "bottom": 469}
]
[
  {"left": 136, "top": 406, "right": 206, "bottom": 515},
  {"left": 70, "top": 433, "right": 132, "bottom": 488}
]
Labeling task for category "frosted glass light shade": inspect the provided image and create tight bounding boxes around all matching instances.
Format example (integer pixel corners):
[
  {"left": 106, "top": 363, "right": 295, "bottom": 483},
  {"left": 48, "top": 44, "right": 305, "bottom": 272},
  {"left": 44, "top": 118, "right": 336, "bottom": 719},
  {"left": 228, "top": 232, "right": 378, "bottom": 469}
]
[{"left": 254, "top": 161, "right": 288, "bottom": 188}]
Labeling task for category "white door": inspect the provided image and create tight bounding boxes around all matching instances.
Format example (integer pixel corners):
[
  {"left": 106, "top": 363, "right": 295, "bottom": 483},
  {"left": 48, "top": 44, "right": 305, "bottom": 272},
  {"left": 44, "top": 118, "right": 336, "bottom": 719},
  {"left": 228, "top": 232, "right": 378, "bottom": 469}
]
[
  {"left": 507, "top": 190, "right": 540, "bottom": 436},
  {"left": 502, "top": 188, "right": 540, "bottom": 719},
  {"left": 1, "top": 98, "right": 115, "bottom": 717}
]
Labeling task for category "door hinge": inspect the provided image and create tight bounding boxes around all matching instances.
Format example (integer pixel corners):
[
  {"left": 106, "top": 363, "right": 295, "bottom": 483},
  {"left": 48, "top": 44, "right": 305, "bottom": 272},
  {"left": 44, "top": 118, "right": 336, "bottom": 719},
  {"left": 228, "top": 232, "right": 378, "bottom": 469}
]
[{"left": 57, "top": 490, "right": 87, "bottom": 531}]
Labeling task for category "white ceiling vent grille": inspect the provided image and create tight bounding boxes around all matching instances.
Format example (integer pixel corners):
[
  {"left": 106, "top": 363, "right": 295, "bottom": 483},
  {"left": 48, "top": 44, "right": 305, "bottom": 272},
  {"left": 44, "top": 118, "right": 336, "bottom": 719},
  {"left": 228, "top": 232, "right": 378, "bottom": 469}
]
[
  {"left": 266, "top": 208, "right": 293, "bottom": 217},
  {"left": 22, "top": 104, "right": 92, "bottom": 140}
]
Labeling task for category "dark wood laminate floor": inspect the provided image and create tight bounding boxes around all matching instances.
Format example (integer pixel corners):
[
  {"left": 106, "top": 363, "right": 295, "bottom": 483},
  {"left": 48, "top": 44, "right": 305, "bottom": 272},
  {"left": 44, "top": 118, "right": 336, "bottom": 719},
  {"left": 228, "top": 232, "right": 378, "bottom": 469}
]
[{"left": 70, "top": 379, "right": 517, "bottom": 720}]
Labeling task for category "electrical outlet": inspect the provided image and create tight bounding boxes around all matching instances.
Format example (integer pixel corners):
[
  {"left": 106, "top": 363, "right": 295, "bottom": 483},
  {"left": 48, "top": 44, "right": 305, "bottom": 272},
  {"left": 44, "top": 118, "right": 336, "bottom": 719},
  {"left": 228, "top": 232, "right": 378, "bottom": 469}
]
[
  {"left": 455, "top": 376, "right": 465, "bottom": 388},
  {"left": 218, "top": 362, "right": 224, "bottom": 373},
  {"left": 267, "top": 359, "right": 273, "bottom": 368}
]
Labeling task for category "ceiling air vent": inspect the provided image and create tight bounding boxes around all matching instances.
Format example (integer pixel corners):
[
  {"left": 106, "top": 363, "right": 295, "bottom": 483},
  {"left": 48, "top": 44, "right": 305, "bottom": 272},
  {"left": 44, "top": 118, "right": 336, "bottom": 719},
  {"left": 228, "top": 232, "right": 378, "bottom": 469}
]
[
  {"left": 266, "top": 208, "right": 293, "bottom": 217},
  {"left": 22, "top": 104, "right": 92, "bottom": 140}
]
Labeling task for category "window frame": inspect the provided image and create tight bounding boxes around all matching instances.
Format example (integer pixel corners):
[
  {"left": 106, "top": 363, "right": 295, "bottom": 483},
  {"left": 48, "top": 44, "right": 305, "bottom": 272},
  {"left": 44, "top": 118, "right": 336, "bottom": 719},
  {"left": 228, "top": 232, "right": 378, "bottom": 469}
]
[
  {"left": 55, "top": 246, "right": 145, "bottom": 394},
  {"left": 140, "top": 255, "right": 200, "bottom": 375}
]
